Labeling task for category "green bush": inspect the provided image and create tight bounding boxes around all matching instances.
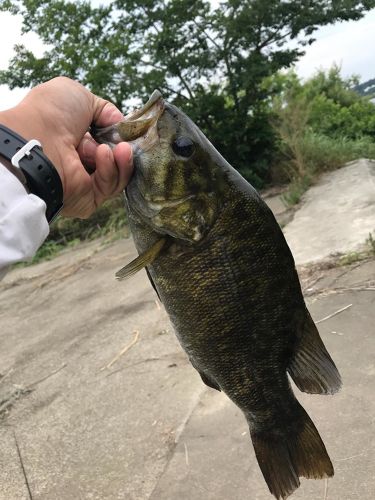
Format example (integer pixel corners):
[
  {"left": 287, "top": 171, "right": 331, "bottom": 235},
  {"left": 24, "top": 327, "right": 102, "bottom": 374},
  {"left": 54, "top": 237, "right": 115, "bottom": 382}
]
[
  {"left": 272, "top": 67, "right": 375, "bottom": 204},
  {"left": 309, "top": 94, "right": 375, "bottom": 140},
  {"left": 298, "top": 133, "right": 375, "bottom": 173}
]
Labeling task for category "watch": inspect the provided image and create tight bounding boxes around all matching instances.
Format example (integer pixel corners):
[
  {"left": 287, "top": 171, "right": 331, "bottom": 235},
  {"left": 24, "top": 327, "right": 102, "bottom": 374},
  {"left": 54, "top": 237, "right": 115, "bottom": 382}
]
[{"left": 0, "top": 124, "right": 63, "bottom": 223}]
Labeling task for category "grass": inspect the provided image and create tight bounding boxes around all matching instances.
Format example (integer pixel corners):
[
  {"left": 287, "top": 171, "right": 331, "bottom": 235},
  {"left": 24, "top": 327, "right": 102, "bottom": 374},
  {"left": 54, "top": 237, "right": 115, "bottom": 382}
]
[
  {"left": 280, "top": 133, "right": 375, "bottom": 206},
  {"left": 296, "top": 133, "right": 375, "bottom": 173},
  {"left": 367, "top": 232, "right": 375, "bottom": 254},
  {"left": 337, "top": 232, "right": 375, "bottom": 266},
  {"left": 21, "top": 196, "right": 129, "bottom": 266},
  {"left": 30, "top": 239, "right": 80, "bottom": 265},
  {"left": 281, "top": 175, "right": 313, "bottom": 206},
  {"left": 338, "top": 251, "right": 364, "bottom": 266}
]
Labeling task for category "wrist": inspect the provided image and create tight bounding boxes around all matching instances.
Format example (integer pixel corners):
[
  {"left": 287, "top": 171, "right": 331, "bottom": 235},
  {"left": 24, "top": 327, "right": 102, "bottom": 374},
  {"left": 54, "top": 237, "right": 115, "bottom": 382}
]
[
  {"left": 0, "top": 122, "right": 64, "bottom": 223},
  {"left": 0, "top": 104, "right": 62, "bottom": 181},
  {"left": 0, "top": 104, "right": 41, "bottom": 144}
]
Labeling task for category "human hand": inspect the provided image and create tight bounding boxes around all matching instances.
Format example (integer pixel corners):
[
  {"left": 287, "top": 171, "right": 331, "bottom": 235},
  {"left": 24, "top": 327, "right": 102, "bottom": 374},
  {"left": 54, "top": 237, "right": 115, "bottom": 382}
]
[{"left": 0, "top": 77, "right": 133, "bottom": 218}]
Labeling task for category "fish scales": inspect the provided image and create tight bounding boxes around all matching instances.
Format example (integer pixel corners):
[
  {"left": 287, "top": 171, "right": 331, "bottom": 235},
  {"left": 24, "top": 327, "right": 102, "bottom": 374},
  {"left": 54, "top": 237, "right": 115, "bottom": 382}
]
[
  {"left": 131, "top": 181, "right": 301, "bottom": 414},
  {"left": 93, "top": 91, "right": 342, "bottom": 500}
]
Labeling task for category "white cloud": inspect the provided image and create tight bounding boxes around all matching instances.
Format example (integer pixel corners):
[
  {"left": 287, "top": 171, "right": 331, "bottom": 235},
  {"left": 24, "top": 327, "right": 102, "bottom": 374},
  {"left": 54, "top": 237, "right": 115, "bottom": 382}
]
[{"left": 295, "top": 10, "right": 375, "bottom": 81}]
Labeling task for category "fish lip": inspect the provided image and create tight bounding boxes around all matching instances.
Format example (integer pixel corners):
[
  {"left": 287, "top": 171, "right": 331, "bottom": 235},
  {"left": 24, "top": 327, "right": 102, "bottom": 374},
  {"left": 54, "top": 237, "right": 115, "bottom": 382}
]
[
  {"left": 126, "top": 90, "right": 163, "bottom": 120},
  {"left": 92, "top": 90, "right": 164, "bottom": 146}
]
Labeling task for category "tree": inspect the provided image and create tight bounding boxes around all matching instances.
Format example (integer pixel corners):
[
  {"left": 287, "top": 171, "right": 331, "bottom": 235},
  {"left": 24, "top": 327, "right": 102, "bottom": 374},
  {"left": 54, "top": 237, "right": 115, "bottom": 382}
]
[{"left": 1, "top": 0, "right": 374, "bottom": 187}]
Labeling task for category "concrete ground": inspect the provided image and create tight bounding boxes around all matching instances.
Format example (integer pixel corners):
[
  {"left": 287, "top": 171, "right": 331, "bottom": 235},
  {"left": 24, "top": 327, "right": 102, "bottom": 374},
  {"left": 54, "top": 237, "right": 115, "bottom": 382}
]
[
  {"left": 0, "top": 160, "right": 374, "bottom": 500},
  {"left": 283, "top": 159, "right": 375, "bottom": 265}
]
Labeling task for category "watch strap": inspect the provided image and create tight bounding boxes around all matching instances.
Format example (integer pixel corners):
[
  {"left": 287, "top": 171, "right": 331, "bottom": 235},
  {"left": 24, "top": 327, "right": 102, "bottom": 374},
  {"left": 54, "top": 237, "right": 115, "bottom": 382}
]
[{"left": 0, "top": 125, "right": 63, "bottom": 223}]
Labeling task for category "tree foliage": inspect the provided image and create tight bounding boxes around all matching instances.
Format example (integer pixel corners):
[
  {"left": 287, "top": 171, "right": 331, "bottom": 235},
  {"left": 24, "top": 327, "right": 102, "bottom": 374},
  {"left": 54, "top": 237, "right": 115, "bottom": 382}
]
[
  {"left": 1, "top": 0, "right": 374, "bottom": 186},
  {"left": 276, "top": 66, "right": 375, "bottom": 141}
]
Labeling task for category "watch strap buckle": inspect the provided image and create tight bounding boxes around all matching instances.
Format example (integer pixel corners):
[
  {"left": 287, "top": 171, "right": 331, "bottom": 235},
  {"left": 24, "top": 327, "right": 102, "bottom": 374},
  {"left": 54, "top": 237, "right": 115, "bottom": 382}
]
[{"left": 11, "top": 139, "right": 42, "bottom": 168}]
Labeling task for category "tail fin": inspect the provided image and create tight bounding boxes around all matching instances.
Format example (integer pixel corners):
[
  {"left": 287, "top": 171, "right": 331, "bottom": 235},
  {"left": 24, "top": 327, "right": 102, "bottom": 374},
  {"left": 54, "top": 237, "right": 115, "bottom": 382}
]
[
  {"left": 288, "top": 311, "right": 342, "bottom": 394},
  {"left": 250, "top": 403, "right": 333, "bottom": 500}
]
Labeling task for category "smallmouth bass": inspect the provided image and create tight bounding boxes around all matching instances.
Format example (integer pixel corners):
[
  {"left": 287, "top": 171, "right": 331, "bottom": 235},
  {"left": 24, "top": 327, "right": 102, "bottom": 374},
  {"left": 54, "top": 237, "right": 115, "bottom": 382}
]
[{"left": 93, "top": 91, "right": 341, "bottom": 499}]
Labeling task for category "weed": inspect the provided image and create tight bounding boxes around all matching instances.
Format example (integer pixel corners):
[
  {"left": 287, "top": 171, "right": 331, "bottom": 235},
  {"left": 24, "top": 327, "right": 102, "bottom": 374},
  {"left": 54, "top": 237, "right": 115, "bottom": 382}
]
[
  {"left": 336, "top": 233, "right": 375, "bottom": 266},
  {"left": 277, "top": 133, "right": 375, "bottom": 206},
  {"left": 282, "top": 175, "right": 312, "bottom": 206},
  {"left": 366, "top": 232, "right": 375, "bottom": 255},
  {"left": 338, "top": 252, "right": 363, "bottom": 266}
]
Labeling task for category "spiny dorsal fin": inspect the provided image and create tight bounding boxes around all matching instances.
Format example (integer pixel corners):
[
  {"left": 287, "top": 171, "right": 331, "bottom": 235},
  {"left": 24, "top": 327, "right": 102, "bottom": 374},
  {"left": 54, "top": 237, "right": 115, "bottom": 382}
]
[{"left": 115, "top": 238, "right": 166, "bottom": 281}]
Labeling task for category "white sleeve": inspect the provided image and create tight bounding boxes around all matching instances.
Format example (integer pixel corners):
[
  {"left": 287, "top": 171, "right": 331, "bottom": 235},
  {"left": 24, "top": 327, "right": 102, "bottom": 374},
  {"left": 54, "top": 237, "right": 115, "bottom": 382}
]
[{"left": 0, "top": 162, "right": 49, "bottom": 276}]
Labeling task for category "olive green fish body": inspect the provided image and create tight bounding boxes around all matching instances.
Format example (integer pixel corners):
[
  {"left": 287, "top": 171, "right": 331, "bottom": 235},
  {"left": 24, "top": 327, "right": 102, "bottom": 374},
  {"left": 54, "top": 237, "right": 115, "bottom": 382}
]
[
  {"left": 129, "top": 169, "right": 308, "bottom": 414},
  {"left": 94, "top": 94, "right": 341, "bottom": 500},
  {"left": 127, "top": 168, "right": 338, "bottom": 498}
]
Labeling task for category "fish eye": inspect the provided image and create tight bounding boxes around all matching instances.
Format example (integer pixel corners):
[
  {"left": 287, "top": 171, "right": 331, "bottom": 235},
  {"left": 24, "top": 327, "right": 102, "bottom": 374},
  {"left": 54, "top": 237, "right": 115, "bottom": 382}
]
[{"left": 172, "top": 136, "right": 195, "bottom": 158}]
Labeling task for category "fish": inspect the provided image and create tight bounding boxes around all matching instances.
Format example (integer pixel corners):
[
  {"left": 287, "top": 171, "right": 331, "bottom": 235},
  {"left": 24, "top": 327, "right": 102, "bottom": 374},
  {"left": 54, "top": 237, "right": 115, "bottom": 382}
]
[{"left": 93, "top": 90, "right": 342, "bottom": 499}]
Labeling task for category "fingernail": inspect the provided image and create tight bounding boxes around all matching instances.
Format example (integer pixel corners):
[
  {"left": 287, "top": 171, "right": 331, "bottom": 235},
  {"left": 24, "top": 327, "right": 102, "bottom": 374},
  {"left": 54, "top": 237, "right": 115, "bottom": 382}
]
[
  {"left": 127, "top": 145, "right": 133, "bottom": 163},
  {"left": 106, "top": 144, "right": 112, "bottom": 160}
]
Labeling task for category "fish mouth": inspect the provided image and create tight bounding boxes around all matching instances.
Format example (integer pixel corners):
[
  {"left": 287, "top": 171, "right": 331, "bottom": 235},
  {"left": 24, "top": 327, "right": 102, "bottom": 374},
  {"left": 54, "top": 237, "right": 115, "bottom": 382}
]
[{"left": 92, "top": 90, "right": 165, "bottom": 147}]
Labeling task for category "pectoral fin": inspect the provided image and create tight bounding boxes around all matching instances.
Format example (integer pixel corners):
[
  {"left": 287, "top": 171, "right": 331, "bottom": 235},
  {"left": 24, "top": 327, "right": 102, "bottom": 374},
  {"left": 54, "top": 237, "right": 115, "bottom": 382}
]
[{"left": 116, "top": 238, "right": 166, "bottom": 281}]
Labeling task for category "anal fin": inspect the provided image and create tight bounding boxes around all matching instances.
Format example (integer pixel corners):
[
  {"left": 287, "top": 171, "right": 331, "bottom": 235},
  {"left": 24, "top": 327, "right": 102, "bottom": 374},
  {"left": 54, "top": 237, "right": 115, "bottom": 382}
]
[{"left": 288, "top": 310, "right": 342, "bottom": 395}]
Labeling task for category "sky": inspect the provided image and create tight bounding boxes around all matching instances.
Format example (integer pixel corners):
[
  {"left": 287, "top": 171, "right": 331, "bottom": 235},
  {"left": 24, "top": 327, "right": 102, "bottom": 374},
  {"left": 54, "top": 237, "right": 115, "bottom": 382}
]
[{"left": 0, "top": 6, "right": 374, "bottom": 111}]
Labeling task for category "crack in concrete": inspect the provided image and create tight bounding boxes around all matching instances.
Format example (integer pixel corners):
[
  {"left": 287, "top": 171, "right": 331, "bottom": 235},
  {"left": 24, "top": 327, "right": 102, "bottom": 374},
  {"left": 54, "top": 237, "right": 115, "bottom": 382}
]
[{"left": 148, "top": 384, "right": 207, "bottom": 500}]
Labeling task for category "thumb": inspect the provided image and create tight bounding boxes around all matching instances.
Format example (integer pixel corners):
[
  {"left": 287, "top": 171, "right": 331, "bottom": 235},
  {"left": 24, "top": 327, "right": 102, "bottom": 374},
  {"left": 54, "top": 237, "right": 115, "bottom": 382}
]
[{"left": 92, "top": 98, "right": 124, "bottom": 128}]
